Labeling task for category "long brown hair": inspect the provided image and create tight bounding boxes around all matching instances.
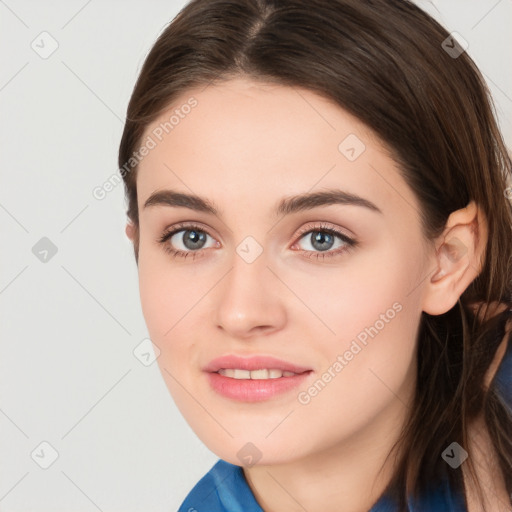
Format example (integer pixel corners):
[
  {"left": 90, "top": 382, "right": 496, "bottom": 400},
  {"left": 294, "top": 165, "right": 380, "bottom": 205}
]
[{"left": 118, "top": 0, "right": 512, "bottom": 509}]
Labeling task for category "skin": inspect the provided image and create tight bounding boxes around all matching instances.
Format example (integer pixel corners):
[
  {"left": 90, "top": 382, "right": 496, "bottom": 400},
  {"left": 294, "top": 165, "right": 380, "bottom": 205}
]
[{"left": 126, "top": 77, "right": 492, "bottom": 512}]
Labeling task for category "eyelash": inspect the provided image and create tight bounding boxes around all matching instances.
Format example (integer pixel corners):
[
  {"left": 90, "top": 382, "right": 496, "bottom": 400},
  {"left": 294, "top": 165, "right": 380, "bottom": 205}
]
[{"left": 157, "top": 221, "right": 358, "bottom": 261}]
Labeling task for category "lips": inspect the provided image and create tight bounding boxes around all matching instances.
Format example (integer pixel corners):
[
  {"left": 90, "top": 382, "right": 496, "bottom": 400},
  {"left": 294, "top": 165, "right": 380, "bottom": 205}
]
[
  {"left": 203, "top": 354, "right": 313, "bottom": 401},
  {"left": 203, "top": 354, "right": 312, "bottom": 374}
]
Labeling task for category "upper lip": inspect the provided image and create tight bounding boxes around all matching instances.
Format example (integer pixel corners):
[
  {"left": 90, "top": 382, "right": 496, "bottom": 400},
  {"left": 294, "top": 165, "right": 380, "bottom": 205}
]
[{"left": 203, "top": 355, "right": 312, "bottom": 374}]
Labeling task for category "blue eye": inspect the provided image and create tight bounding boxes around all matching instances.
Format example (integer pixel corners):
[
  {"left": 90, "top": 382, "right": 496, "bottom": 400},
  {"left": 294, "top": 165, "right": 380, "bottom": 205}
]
[
  {"left": 158, "top": 224, "right": 216, "bottom": 260},
  {"left": 292, "top": 223, "right": 357, "bottom": 260},
  {"left": 158, "top": 221, "right": 357, "bottom": 261}
]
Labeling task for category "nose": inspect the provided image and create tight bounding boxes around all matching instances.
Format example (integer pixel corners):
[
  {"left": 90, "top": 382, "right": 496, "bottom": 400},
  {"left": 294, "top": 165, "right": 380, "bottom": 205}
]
[{"left": 214, "top": 249, "right": 287, "bottom": 339}]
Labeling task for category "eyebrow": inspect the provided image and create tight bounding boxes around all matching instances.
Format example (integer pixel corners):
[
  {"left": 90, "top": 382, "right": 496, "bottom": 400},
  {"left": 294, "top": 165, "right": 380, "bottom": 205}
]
[{"left": 143, "top": 188, "right": 382, "bottom": 217}]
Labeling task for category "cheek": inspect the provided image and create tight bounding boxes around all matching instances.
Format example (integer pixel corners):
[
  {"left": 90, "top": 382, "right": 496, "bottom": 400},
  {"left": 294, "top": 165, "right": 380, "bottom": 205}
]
[
  {"left": 138, "top": 270, "right": 203, "bottom": 365},
  {"left": 280, "top": 236, "right": 426, "bottom": 346},
  {"left": 138, "top": 258, "right": 172, "bottom": 337},
  {"left": 137, "top": 237, "right": 201, "bottom": 339},
  {"left": 285, "top": 241, "right": 424, "bottom": 415},
  {"left": 289, "top": 303, "right": 419, "bottom": 460},
  {"left": 283, "top": 251, "right": 423, "bottom": 456},
  {"left": 138, "top": 262, "right": 201, "bottom": 403}
]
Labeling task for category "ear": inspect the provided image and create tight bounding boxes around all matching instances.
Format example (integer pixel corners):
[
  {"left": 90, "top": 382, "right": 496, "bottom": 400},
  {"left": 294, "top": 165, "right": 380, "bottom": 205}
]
[
  {"left": 125, "top": 221, "right": 136, "bottom": 241},
  {"left": 125, "top": 220, "right": 140, "bottom": 265},
  {"left": 422, "top": 201, "right": 488, "bottom": 316}
]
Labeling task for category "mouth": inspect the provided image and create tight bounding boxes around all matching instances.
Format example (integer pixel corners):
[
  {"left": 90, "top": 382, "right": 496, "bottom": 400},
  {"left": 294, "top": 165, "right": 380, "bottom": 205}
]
[
  {"left": 216, "top": 368, "right": 302, "bottom": 379},
  {"left": 203, "top": 354, "right": 312, "bottom": 374},
  {"left": 203, "top": 354, "right": 313, "bottom": 402}
]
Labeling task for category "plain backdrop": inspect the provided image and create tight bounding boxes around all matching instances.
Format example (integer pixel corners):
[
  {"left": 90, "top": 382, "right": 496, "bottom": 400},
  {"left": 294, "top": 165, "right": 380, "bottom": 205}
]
[{"left": 0, "top": 1, "right": 511, "bottom": 511}]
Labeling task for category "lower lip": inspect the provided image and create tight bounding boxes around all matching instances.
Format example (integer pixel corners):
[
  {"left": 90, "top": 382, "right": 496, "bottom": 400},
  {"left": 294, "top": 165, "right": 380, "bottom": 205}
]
[{"left": 205, "top": 371, "right": 312, "bottom": 402}]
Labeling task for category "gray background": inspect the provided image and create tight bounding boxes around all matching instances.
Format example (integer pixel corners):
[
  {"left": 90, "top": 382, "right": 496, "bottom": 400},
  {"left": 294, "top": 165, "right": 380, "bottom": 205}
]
[{"left": 1, "top": 1, "right": 511, "bottom": 511}]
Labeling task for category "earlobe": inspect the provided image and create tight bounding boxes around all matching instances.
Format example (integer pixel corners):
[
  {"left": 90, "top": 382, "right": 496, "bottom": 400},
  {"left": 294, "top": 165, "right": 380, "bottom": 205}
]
[{"left": 422, "top": 201, "right": 487, "bottom": 316}]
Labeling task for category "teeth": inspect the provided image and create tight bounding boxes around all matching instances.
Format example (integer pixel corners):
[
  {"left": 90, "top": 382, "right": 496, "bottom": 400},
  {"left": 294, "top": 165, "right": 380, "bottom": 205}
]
[
  {"left": 217, "top": 368, "right": 298, "bottom": 379},
  {"left": 250, "top": 369, "right": 270, "bottom": 379}
]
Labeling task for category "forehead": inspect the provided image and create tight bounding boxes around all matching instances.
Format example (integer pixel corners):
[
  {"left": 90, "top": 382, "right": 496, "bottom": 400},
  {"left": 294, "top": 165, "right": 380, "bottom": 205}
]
[
  {"left": 139, "top": 76, "right": 376, "bottom": 162},
  {"left": 135, "top": 77, "right": 416, "bottom": 219}
]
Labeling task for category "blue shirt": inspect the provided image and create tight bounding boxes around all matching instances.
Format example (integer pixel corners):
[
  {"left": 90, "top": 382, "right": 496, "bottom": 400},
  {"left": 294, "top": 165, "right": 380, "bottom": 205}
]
[{"left": 178, "top": 336, "right": 511, "bottom": 512}]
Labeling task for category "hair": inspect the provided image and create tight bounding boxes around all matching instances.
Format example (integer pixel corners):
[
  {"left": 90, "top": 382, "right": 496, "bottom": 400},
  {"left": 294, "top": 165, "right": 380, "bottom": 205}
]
[{"left": 118, "top": 0, "right": 512, "bottom": 509}]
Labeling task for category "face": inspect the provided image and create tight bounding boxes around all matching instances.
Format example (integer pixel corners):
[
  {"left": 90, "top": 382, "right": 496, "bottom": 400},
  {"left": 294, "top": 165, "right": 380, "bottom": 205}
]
[{"left": 133, "top": 77, "right": 433, "bottom": 466}]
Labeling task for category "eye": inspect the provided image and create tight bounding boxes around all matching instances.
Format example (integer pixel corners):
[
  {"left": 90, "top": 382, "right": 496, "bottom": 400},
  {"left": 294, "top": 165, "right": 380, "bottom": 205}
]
[
  {"left": 157, "top": 221, "right": 357, "bottom": 261},
  {"left": 291, "top": 222, "right": 357, "bottom": 260},
  {"left": 158, "top": 222, "right": 217, "bottom": 260}
]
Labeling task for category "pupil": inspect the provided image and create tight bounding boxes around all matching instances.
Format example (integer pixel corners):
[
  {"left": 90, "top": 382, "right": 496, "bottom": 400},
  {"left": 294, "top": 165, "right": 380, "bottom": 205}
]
[
  {"left": 312, "top": 231, "right": 334, "bottom": 251},
  {"left": 184, "top": 230, "right": 206, "bottom": 249}
]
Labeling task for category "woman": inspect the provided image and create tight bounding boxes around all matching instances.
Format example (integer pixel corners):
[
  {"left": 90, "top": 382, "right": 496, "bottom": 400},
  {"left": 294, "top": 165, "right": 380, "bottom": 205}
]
[{"left": 118, "top": 0, "right": 512, "bottom": 510}]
